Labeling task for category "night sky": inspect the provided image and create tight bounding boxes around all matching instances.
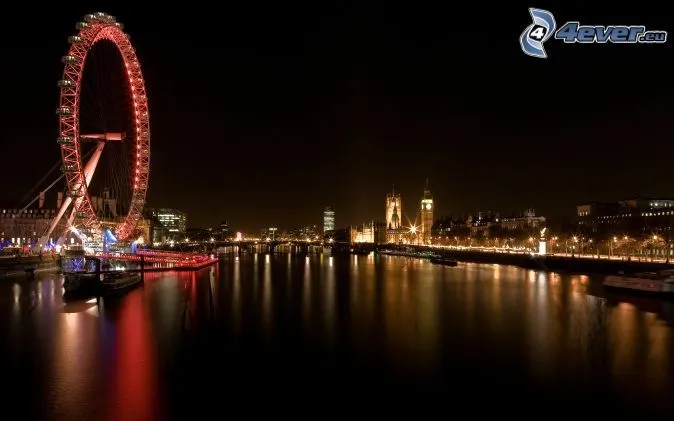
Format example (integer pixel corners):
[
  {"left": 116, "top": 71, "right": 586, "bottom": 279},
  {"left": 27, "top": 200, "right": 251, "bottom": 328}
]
[{"left": 1, "top": 2, "right": 672, "bottom": 231}]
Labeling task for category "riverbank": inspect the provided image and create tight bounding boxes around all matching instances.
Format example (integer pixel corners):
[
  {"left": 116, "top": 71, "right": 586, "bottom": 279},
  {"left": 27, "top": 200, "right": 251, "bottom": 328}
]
[
  {"left": 0, "top": 266, "right": 59, "bottom": 279},
  {"left": 0, "top": 255, "right": 60, "bottom": 279},
  {"left": 377, "top": 247, "right": 674, "bottom": 275}
]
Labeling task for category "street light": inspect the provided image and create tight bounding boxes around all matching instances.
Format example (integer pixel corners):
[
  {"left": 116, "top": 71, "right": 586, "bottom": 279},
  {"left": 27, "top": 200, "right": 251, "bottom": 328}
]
[{"left": 572, "top": 236, "right": 578, "bottom": 257}]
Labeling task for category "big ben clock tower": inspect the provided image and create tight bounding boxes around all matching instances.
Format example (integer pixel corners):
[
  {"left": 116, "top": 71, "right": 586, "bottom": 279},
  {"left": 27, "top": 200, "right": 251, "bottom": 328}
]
[{"left": 420, "top": 179, "right": 433, "bottom": 245}]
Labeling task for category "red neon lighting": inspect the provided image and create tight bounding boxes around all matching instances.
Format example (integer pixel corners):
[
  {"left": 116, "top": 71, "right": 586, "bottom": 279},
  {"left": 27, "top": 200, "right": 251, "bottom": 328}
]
[
  {"left": 93, "top": 250, "right": 217, "bottom": 268},
  {"left": 58, "top": 16, "right": 150, "bottom": 241}
]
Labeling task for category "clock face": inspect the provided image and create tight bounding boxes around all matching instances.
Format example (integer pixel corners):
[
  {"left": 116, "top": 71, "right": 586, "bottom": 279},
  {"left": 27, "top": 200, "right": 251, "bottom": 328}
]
[{"left": 425, "top": 203, "right": 432, "bottom": 210}]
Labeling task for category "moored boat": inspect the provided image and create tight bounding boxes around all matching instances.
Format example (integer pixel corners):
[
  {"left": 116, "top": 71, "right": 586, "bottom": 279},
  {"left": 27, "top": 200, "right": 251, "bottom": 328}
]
[
  {"left": 377, "top": 249, "right": 430, "bottom": 258},
  {"left": 430, "top": 257, "right": 458, "bottom": 267},
  {"left": 604, "top": 270, "right": 674, "bottom": 295},
  {"left": 63, "top": 270, "right": 142, "bottom": 297},
  {"left": 100, "top": 271, "right": 142, "bottom": 295},
  {"left": 63, "top": 271, "right": 101, "bottom": 298}
]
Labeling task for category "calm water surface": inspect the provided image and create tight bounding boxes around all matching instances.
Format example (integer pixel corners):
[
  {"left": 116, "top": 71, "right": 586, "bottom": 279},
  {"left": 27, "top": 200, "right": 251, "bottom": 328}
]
[{"left": 2, "top": 253, "right": 674, "bottom": 419}]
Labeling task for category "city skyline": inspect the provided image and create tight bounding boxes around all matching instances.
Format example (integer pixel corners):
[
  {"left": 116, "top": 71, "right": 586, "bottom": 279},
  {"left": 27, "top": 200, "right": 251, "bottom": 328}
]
[{"left": 1, "top": 4, "right": 672, "bottom": 231}]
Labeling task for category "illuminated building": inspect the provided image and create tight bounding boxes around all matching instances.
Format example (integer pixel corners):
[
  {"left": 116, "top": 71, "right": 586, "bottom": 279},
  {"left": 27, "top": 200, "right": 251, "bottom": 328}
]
[
  {"left": 0, "top": 207, "right": 62, "bottom": 247},
  {"left": 284, "top": 225, "right": 320, "bottom": 241},
  {"left": 264, "top": 227, "right": 278, "bottom": 241},
  {"left": 500, "top": 209, "right": 545, "bottom": 230},
  {"left": 149, "top": 208, "right": 187, "bottom": 243},
  {"left": 469, "top": 211, "right": 499, "bottom": 235},
  {"left": 323, "top": 206, "right": 335, "bottom": 233},
  {"left": 384, "top": 186, "right": 406, "bottom": 243},
  {"left": 132, "top": 218, "right": 151, "bottom": 244},
  {"left": 577, "top": 198, "right": 674, "bottom": 238},
  {"left": 1, "top": 193, "right": 151, "bottom": 248},
  {"left": 420, "top": 179, "right": 433, "bottom": 245},
  {"left": 102, "top": 217, "right": 152, "bottom": 245},
  {"left": 350, "top": 221, "right": 387, "bottom": 244},
  {"left": 385, "top": 186, "right": 402, "bottom": 229},
  {"left": 386, "top": 228, "right": 407, "bottom": 244},
  {"left": 90, "top": 187, "right": 118, "bottom": 219},
  {"left": 89, "top": 188, "right": 151, "bottom": 243}
]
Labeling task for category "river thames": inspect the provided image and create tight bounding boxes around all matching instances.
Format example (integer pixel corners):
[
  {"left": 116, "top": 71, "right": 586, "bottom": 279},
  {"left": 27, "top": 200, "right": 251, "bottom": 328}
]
[{"left": 2, "top": 253, "right": 674, "bottom": 419}]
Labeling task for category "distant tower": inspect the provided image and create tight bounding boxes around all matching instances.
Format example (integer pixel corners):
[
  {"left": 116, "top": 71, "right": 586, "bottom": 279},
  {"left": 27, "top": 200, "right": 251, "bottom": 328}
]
[
  {"left": 392, "top": 201, "right": 400, "bottom": 230},
  {"left": 220, "top": 220, "right": 230, "bottom": 239},
  {"left": 386, "top": 185, "right": 402, "bottom": 229},
  {"left": 323, "top": 206, "right": 335, "bottom": 233},
  {"left": 420, "top": 179, "right": 433, "bottom": 245}
]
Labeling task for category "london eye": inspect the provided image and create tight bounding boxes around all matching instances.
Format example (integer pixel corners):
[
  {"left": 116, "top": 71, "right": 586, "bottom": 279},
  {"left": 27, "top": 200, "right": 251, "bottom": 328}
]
[{"left": 45, "top": 12, "right": 150, "bottom": 247}]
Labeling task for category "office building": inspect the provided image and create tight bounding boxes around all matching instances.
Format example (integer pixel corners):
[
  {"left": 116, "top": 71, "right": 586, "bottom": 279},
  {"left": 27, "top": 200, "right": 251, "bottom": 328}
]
[{"left": 323, "top": 206, "right": 335, "bottom": 233}]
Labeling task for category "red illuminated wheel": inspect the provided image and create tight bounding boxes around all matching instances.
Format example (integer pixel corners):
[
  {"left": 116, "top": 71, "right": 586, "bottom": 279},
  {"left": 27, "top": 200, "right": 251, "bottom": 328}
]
[{"left": 56, "top": 12, "right": 150, "bottom": 242}]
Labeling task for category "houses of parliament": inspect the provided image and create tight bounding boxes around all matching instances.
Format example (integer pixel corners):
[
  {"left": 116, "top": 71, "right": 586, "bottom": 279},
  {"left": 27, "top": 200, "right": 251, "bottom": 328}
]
[{"left": 346, "top": 180, "right": 434, "bottom": 245}]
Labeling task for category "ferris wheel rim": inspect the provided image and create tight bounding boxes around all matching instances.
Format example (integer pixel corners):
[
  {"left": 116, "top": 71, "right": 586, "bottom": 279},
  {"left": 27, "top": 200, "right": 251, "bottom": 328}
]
[{"left": 57, "top": 12, "right": 150, "bottom": 242}]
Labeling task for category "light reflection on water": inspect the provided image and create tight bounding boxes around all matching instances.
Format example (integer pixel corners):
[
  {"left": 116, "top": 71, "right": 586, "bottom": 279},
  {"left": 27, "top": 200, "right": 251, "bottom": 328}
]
[{"left": 1, "top": 256, "right": 674, "bottom": 418}]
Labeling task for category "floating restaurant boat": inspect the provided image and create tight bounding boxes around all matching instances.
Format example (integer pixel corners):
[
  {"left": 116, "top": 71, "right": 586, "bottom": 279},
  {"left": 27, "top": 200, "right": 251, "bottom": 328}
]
[
  {"left": 604, "top": 270, "right": 674, "bottom": 295},
  {"left": 63, "top": 270, "right": 142, "bottom": 298},
  {"left": 99, "top": 271, "right": 142, "bottom": 294}
]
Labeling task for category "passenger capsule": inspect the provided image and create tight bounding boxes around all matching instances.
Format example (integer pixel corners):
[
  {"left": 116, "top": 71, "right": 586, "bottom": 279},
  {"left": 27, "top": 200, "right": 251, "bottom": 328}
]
[
  {"left": 57, "top": 136, "right": 74, "bottom": 144},
  {"left": 61, "top": 55, "right": 80, "bottom": 64},
  {"left": 57, "top": 80, "right": 75, "bottom": 88}
]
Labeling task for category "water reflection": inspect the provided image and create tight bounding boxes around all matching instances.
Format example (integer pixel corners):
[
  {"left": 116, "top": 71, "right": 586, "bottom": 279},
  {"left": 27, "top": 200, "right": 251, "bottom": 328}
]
[
  {"left": 232, "top": 255, "right": 241, "bottom": 334},
  {"left": 1, "top": 257, "right": 674, "bottom": 418},
  {"left": 12, "top": 283, "right": 21, "bottom": 326},
  {"left": 604, "top": 298, "right": 672, "bottom": 407},
  {"left": 323, "top": 255, "right": 335, "bottom": 347},
  {"left": 302, "top": 255, "right": 312, "bottom": 335},
  {"left": 261, "top": 253, "right": 272, "bottom": 339},
  {"left": 48, "top": 309, "right": 101, "bottom": 420},
  {"left": 103, "top": 288, "right": 160, "bottom": 421}
]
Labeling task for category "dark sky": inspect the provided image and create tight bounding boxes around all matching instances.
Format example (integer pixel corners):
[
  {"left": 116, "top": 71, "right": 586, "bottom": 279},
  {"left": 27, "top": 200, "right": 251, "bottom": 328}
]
[{"left": 1, "top": 2, "right": 672, "bottom": 231}]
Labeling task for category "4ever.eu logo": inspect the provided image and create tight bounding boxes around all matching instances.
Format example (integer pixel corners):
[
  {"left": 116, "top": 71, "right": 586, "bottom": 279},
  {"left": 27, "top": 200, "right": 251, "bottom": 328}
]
[{"left": 520, "top": 8, "right": 668, "bottom": 58}]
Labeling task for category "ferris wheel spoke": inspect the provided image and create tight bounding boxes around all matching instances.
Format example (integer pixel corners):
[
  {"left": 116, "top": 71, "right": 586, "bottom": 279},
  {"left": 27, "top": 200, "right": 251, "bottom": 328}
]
[{"left": 82, "top": 48, "right": 107, "bottom": 132}]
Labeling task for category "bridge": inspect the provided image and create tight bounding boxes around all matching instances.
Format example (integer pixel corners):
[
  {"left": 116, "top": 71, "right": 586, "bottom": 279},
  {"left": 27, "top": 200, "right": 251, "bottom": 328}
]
[
  {"left": 216, "top": 240, "right": 326, "bottom": 254},
  {"left": 161, "top": 239, "right": 368, "bottom": 255}
]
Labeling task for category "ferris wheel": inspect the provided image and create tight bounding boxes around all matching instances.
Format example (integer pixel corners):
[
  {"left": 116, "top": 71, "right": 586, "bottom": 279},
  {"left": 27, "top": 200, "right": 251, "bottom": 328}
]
[{"left": 46, "top": 12, "right": 150, "bottom": 245}]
